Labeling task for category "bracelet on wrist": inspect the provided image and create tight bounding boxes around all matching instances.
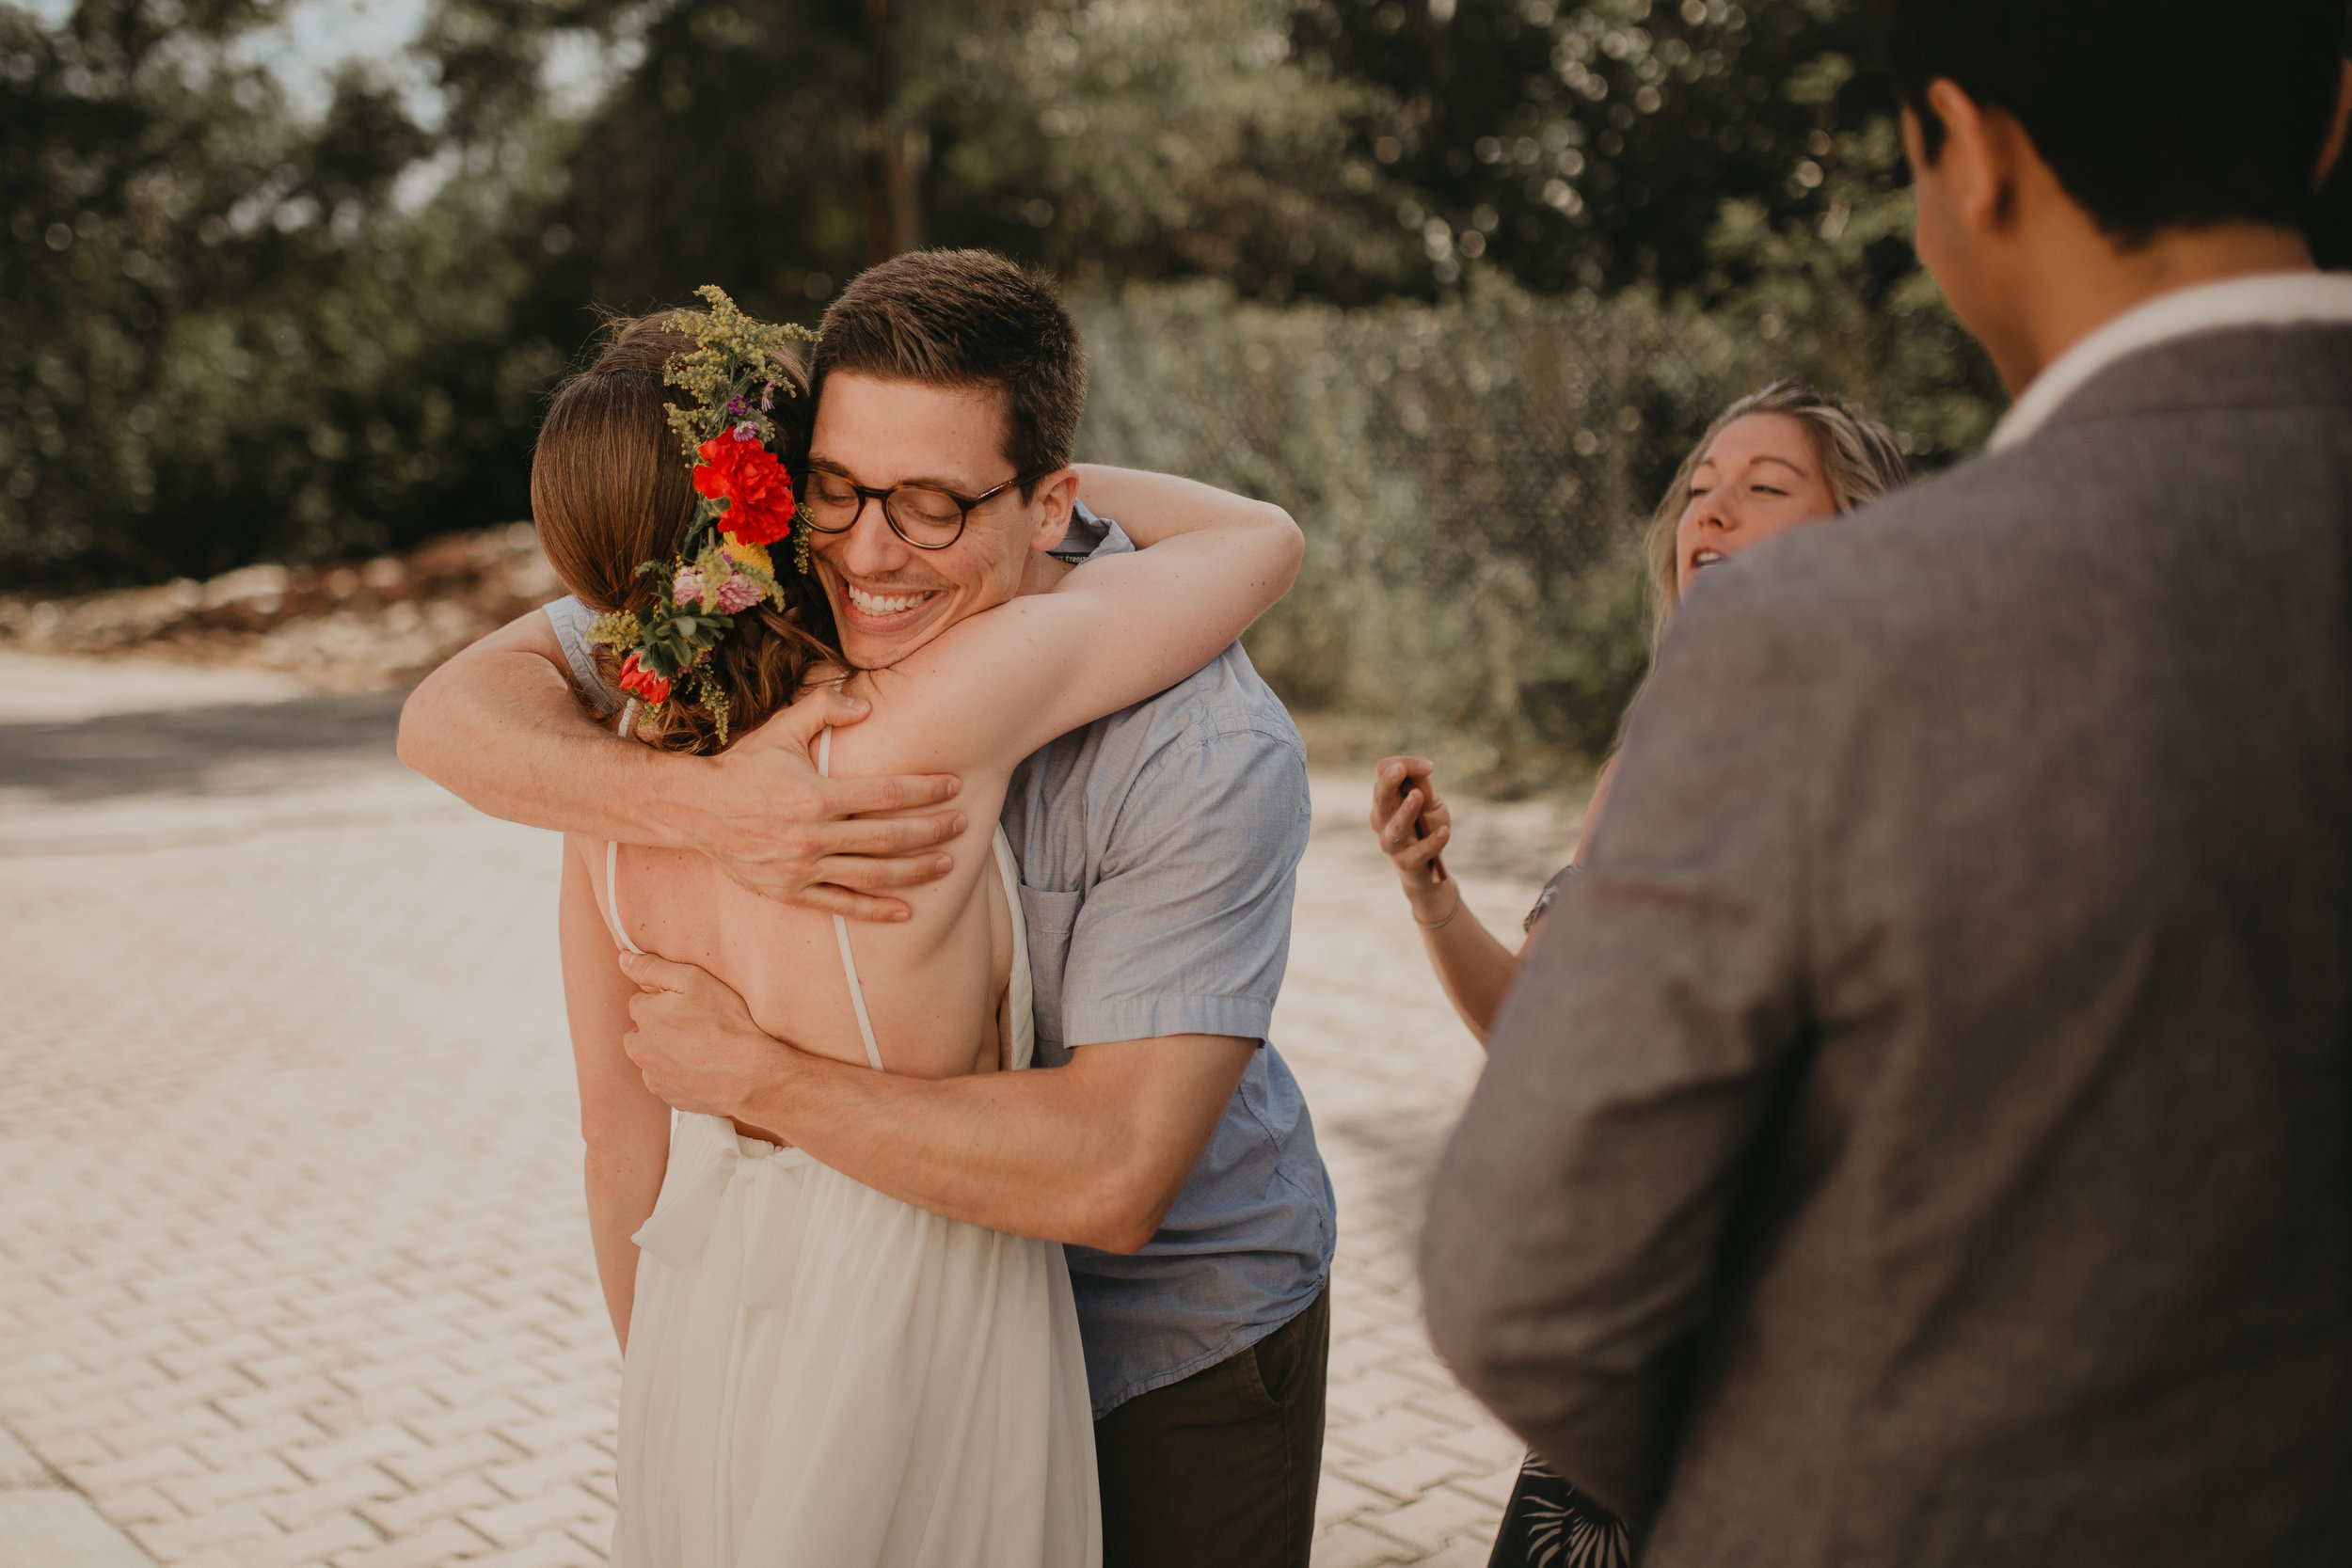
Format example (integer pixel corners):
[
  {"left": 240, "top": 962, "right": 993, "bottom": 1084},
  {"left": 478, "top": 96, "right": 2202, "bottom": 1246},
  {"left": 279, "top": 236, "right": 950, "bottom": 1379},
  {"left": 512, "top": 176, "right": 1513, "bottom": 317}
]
[{"left": 1412, "top": 887, "right": 1464, "bottom": 930}]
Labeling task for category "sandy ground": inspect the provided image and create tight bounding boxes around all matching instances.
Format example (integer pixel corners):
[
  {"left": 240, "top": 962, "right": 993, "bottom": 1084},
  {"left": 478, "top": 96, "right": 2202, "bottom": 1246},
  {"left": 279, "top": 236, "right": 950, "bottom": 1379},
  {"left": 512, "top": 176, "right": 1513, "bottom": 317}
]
[{"left": 0, "top": 656, "right": 1585, "bottom": 1568}]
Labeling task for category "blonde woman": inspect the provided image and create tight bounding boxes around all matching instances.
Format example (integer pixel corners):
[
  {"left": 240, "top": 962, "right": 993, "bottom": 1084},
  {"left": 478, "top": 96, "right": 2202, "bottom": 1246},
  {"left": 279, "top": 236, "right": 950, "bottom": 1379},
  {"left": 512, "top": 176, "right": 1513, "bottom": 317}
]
[{"left": 1366, "top": 382, "right": 1907, "bottom": 1567}]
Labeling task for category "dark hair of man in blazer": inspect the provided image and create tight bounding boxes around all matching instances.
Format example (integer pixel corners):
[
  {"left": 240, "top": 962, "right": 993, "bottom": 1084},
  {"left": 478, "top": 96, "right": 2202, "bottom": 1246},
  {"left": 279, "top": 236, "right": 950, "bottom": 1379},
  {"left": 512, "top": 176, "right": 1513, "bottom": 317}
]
[
  {"left": 1876, "top": 0, "right": 2345, "bottom": 241},
  {"left": 1873, "top": 0, "right": 2352, "bottom": 392}
]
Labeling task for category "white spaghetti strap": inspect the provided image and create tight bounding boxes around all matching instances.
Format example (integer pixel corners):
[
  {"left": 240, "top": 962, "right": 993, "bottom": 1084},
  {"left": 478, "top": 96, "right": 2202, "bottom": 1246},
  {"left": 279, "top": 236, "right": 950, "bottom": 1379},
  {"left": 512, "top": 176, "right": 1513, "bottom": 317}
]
[
  {"left": 833, "top": 922, "right": 883, "bottom": 1073},
  {"left": 603, "top": 700, "right": 646, "bottom": 956},
  {"left": 991, "top": 830, "right": 1035, "bottom": 1072},
  {"left": 818, "top": 726, "right": 886, "bottom": 1073},
  {"left": 604, "top": 839, "right": 644, "bottom": 956}
]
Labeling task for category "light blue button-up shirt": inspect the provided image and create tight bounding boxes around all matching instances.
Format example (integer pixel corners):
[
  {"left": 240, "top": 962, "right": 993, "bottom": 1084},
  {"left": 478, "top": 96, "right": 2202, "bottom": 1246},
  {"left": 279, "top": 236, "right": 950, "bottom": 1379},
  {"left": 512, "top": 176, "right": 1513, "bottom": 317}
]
[{"left": 546, "top": 506, "right": 1335, "bottom": 1418}]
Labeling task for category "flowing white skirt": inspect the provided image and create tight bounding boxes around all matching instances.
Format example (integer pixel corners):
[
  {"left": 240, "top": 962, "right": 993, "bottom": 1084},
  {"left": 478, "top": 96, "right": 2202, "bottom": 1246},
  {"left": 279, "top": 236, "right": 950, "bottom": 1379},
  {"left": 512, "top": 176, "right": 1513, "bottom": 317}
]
[{"left": 612, "top": 1111, "right": 1100, "bottom": 1568}]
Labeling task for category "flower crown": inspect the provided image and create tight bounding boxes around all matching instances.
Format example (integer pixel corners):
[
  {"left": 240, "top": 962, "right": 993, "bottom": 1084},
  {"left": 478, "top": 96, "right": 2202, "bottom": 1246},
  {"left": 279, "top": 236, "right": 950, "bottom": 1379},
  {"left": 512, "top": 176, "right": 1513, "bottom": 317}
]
[{"left": 586, "top": 284, "right": 817, "bottom": 743}]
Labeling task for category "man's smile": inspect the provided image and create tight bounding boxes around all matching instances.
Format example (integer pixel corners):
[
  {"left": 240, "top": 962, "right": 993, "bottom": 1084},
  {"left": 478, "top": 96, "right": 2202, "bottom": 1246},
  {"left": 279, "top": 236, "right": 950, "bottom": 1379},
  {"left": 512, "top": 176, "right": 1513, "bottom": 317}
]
[{"left": 843, "top": 582, "right": 943, "bottom": 619}]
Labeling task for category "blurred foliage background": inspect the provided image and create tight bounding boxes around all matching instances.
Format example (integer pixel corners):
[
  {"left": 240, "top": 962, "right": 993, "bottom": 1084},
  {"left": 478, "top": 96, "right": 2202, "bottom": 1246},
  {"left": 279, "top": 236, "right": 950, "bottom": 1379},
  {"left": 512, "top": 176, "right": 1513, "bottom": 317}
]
[{"left": 8, "top": 0, "right": 2346, "bottom": 768}]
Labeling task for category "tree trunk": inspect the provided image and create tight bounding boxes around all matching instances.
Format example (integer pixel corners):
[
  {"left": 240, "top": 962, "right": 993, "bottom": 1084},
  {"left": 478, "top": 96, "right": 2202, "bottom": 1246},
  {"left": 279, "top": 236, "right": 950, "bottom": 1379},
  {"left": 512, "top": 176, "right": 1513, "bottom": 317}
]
[{"left": 859, "top": 0, "right": 925, "bottom": 262}]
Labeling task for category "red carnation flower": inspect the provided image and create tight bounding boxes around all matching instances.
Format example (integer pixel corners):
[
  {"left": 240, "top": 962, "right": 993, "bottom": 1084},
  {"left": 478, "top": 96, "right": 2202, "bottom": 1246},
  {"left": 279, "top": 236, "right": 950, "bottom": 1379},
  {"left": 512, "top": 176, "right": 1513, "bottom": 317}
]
[
  {"left": 692, "top": 433, "right": 796, "bottom": 546},
  {"left": 617, "top": 652, "right": 671, "bottom": 705}
]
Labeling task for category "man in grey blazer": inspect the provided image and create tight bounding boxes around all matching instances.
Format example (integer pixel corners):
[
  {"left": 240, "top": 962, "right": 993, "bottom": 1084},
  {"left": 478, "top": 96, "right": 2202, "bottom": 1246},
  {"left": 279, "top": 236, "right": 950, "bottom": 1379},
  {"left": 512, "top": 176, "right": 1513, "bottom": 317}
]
[{"left": 1422, "top": 2, "right": 2352, "bottom": 1561}]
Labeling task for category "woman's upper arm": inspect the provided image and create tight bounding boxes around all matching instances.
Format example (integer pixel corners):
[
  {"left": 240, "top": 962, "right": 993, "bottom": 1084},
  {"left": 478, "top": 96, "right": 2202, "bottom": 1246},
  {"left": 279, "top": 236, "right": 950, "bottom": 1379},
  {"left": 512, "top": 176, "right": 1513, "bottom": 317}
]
[
  {"left": 888, "top": 509, "right": 1304, "bottom": 768},
  {"left": 558, "top": 839, "right": 670, "bottom": 1148},
  {"left": 1571, "top": 752, "right": 1624, "bottom": 866}
]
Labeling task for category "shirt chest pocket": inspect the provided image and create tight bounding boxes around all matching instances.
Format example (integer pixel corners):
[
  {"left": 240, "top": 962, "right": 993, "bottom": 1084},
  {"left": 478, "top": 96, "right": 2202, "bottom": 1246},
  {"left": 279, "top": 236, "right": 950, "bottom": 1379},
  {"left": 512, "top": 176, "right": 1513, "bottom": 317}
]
[{"left": 1016, "top": 883, "right": 1082, "bottom": 1067}]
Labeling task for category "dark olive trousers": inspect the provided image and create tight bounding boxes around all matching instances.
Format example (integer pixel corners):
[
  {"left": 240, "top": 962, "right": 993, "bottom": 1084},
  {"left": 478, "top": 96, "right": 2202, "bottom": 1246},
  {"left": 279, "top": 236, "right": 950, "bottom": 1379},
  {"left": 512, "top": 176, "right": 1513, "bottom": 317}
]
[{"left": 1092, "top": 1288, "right": 1330, "bottom": 1568}]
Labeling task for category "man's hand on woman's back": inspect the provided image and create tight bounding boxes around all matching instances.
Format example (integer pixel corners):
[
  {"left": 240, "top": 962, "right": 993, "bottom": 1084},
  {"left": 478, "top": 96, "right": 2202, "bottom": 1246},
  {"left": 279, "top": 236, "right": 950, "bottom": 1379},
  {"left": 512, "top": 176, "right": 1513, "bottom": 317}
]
[{"left": 691, "top": 686, "right": 967, "bottom": 919}]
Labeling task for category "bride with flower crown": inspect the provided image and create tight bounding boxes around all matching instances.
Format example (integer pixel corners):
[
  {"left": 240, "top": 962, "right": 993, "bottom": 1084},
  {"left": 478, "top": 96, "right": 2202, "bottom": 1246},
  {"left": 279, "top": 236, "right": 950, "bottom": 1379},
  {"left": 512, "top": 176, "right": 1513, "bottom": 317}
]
[{"left": 528, "top": 292, "right": 1299, "bottom": 1567}]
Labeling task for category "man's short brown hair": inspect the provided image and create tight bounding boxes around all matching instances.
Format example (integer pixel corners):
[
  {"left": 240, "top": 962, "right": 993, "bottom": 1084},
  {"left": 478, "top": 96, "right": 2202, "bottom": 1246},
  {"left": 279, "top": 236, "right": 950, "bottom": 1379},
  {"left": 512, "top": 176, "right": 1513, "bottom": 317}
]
[{"left": 813, "top": 249, "right": 1087, "bottom": 492}]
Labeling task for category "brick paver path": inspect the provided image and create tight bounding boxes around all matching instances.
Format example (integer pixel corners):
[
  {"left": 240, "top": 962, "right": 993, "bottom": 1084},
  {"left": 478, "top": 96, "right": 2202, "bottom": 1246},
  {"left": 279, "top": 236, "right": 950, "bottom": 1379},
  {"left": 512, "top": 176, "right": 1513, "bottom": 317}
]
[{"left": 0, "top": 661, "right": 1581, "bottom": 1567}]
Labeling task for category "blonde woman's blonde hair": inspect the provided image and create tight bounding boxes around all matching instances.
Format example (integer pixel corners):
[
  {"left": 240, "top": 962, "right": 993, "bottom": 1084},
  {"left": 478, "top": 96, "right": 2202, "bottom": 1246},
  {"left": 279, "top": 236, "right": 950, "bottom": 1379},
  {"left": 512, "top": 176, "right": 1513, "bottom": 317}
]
[{"left": 1645, "top": 381, "right": 1910, "bottom": 646}]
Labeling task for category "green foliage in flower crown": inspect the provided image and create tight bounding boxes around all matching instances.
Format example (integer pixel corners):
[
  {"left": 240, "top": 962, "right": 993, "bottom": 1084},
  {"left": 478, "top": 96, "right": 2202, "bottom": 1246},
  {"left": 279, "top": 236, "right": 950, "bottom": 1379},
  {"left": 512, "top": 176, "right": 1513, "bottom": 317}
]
[
  {"left": 662, "top": 285, "right": 815, "bottom": 467},
  {"left": 585, "top": 585, "right": 740, "bottom": 741},
  {"left": 585, "top": 567, "right": 732, "bottom": 678},
  {"left": 655, "top": 285, "right": 817, "bottom": 587},
  {"left": 572, "top": 289, "right": 818, "bottom": 746},
  {"left": 585, "top": 610, "right": 639, "bottom": 657}
]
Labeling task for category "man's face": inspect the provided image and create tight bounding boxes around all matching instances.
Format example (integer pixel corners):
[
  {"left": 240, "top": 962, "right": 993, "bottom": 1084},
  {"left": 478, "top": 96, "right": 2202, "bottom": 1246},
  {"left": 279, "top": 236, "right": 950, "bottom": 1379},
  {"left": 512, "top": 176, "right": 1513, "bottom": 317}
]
[{"left": 803, "top": 372, "right": 1071, "bottom": 669}]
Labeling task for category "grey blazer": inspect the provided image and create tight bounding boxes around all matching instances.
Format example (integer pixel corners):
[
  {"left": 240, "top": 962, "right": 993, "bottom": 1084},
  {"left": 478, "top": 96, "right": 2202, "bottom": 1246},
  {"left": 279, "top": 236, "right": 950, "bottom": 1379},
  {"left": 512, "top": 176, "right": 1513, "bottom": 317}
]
[{"left": 1422, "top": 324, "right": 2352, "bottom": 1565}]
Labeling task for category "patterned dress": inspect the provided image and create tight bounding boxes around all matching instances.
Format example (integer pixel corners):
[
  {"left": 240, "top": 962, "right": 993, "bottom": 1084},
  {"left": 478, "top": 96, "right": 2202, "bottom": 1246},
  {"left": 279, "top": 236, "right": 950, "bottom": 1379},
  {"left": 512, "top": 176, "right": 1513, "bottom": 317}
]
[
  {"left": 1485, "top": 1453, "right": 1637, "bottom": 1568},
  {"left": 1484, "top": 866, "right": 1640, "bottom": 1568}
]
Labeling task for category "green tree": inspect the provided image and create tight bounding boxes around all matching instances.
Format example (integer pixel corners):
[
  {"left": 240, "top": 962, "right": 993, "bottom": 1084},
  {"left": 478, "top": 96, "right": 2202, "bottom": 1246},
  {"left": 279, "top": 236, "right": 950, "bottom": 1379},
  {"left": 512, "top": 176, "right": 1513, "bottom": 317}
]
[
  {"left": 460, "top": 0, "right": 1425, "bottom": 339},
  {"left": 1289, "top": 0, "right": 1913, "bottom": 298},
  {"left": 1, "top": 0, "right": 560, "bottom": 583},
  {"left": 3, "top": 0, "right": 2016, "bottom": 598},
  {"left": 429, "top": 0, "right": 892, "bottom": 332},
  {"left": 5, "top": 0, "right": 1422, "bottom": 583},
  {"left": 923, "top": 0, "right": 1421, "bottom": 303}
]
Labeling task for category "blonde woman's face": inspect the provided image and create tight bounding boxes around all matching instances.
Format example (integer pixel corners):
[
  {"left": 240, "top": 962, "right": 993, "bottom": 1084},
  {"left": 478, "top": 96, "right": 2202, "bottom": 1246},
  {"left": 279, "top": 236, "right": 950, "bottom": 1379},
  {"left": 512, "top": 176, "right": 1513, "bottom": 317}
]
[{"left": 1674, "top": 412, "right": 1840, "bottom": 597}]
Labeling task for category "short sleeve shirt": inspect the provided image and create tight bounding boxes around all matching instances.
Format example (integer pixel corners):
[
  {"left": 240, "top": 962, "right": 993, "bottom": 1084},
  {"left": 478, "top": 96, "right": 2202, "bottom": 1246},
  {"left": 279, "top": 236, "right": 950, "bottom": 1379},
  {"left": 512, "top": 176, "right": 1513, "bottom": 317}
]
[{"left": 545, "top": 508, "right": 1335, "bottom": 1417}]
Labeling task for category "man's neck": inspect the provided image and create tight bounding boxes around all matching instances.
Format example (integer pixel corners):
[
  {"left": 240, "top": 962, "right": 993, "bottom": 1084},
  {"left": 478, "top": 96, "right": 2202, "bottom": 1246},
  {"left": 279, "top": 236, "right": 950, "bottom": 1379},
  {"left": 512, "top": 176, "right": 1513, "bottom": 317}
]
[
  {"left": 2001, "top": 223, "right": 2317, "bottom": 394},
  {"left": 1016, "top": 549, "right": 1075, "bottom": 599}
]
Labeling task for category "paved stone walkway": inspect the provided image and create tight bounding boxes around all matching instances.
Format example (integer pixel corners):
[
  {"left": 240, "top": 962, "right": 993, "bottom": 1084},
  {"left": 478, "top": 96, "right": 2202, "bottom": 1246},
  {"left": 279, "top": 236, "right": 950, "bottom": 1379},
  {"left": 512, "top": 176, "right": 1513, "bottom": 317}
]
[{"left": 0, "top": 658, "right": 1583, "bottom": 1567}]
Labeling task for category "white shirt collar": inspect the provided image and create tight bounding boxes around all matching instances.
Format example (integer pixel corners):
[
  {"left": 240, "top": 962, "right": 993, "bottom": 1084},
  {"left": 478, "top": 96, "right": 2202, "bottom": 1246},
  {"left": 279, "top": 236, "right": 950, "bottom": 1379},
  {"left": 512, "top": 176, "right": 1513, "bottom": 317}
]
[{"left": 1988, "top": 270, "right": 2352, "bottom": 451}]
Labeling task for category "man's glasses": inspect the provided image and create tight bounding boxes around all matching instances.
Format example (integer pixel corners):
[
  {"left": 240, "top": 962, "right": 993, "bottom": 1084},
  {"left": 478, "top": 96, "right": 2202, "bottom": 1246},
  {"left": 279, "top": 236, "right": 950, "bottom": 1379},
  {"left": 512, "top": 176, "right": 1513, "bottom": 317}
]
[{"left": 799, "top": 467, "right": 1028, "bottom": 551}]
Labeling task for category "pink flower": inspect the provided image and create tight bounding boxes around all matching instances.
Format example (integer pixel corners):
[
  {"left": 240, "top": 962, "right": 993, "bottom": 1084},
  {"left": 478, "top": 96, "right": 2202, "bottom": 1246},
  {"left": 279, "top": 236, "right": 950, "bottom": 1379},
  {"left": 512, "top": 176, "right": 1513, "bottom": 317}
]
[
  {"left": 672, "top": 567, "right": 705, "bottom": 607},
  {"left": 713, "top": 575, "right": 761, "bottom": 613}
]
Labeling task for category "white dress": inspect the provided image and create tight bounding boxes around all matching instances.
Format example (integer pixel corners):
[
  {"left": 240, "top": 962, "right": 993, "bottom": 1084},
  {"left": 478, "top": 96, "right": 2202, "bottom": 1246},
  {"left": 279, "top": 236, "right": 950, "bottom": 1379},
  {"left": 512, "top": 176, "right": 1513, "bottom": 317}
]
[{"left": 601, "top": 725, "right": 1100, "bottom": 1568}]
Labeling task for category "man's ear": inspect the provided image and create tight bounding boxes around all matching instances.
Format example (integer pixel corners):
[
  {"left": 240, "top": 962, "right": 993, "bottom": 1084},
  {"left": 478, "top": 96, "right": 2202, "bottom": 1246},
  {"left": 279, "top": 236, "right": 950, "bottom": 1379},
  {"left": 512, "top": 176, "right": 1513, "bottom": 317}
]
[
  {"left": 1025, "top": 467, "right": 1080, "bottom": 552},
  {"left": 1899, "top": 103, "right": 1932, "bottom": 178},
  {"left": 1924, "top": 78, "right": 2022, "bottom": 237},
  {"left": 2317, "top": 58, "right": 2352, "bottom": 190}
]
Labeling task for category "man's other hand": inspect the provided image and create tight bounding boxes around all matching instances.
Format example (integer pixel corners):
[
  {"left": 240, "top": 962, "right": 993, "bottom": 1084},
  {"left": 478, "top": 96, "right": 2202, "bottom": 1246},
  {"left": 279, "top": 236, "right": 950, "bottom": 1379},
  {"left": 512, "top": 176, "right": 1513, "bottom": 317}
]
[
  {"left": 686, "top": 685, "right": 965, "bottom": 920},
  {"left": 620, "top": 951, "right": 793, "bottom": 1123}
]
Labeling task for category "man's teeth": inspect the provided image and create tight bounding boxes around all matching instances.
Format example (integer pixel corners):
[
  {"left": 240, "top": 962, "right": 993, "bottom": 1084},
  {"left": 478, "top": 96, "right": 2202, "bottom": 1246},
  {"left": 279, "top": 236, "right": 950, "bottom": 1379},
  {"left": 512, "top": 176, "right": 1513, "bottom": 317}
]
[{"left": 846, "top": 585, "right": 937, "bottom": 615}]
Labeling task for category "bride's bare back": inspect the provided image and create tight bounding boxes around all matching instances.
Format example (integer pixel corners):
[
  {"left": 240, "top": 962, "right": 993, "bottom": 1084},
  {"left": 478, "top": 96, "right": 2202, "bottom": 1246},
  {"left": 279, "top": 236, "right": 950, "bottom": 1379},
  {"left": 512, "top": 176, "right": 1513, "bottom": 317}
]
[{"left": 581, "top": 712, "right": 1021, "bottom": 1087}]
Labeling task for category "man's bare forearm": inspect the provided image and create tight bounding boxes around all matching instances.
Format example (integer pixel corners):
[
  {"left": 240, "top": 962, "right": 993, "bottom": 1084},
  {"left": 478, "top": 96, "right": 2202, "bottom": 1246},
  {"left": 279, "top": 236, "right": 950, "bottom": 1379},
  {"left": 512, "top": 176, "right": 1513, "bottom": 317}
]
[
  {"left": 406, "top": 611, "right": 963, "bottom": 914},
  {"left": 397, "top": 611, "right": 707, "bottom": 847},
  {"left": 729, "top": 1033, "right": 1252, "bottom": 1253}
]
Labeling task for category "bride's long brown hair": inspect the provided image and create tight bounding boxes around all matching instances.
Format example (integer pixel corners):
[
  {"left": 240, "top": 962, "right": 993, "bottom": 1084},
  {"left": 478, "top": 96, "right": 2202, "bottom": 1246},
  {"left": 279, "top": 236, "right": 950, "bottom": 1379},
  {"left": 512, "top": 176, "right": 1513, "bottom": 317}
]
[{"left": 532, "top": 315, "right": 841, "bottom": 753}]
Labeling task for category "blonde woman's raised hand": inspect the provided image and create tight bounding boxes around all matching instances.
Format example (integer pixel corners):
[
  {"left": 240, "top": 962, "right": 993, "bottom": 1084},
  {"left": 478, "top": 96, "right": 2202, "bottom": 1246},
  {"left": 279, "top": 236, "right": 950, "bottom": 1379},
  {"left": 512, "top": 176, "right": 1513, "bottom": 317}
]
[
  {"left": 1370, "top": 755, "right": 1519, "bottom": 1039},
  {"left": 1369, "top": 755, "right": 1459, "bottom": 927}
]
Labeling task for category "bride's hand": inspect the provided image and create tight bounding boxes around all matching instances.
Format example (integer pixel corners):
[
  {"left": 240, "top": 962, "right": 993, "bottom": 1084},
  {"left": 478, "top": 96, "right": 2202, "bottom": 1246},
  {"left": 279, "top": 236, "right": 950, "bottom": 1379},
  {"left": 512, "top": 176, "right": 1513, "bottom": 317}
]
[
  {"left": 1369, "top": 756, "right": 1455, "bottom": 922},
  {"left": 686, "top": 687, "right": 968, "bottom": 921}
]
